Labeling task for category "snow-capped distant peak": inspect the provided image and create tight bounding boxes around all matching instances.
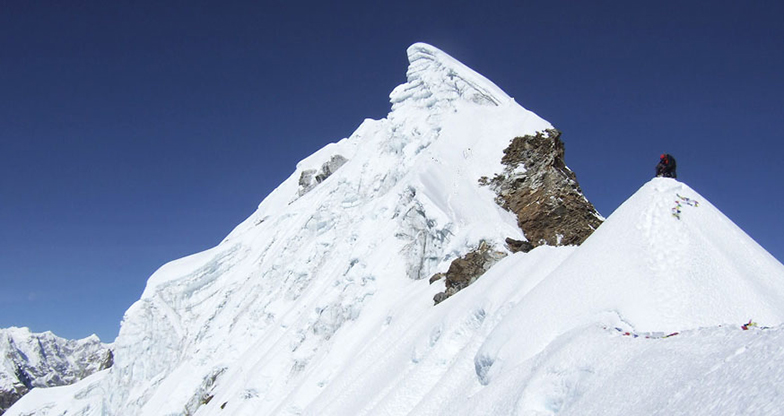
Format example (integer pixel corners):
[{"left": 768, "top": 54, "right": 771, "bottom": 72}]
[
  {"left": 390, "top": 42, "right": 512, "bottom": 112},
  {"left": 1, "top": 327, "right": 113, "bottom": 414}
]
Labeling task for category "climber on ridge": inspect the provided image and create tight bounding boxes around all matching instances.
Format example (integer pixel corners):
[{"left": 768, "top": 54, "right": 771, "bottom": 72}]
[{"left": 656, "top": 153, "right": 677, "bottom": 178}]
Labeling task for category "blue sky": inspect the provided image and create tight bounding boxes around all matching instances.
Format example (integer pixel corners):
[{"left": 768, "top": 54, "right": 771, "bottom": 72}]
[{"left": 2, "top": 1, "right": 782, "bottom": 342}]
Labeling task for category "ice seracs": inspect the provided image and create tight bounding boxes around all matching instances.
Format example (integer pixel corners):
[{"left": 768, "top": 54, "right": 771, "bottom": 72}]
[{"left": 390, "top": 43, "right": 512, "bottom": 111}]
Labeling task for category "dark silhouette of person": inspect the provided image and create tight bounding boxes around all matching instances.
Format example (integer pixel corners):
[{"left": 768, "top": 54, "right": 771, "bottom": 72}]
[{"left": 656, "top": 154, "right": 677, "bottom": 178}]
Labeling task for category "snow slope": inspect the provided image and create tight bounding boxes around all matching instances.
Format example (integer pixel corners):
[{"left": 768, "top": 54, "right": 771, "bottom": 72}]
[
  {"left": 5, "top": 370, "right": 108, "bottom": 416},
  {"left": 451, "top": 324, "right": 784, "bottom": 415},
  {"left": 9, "top": 44, "right": 784, "bottom": 416},
  {"left": 476, "top": 178, "right": 784, "bottom": 385}
]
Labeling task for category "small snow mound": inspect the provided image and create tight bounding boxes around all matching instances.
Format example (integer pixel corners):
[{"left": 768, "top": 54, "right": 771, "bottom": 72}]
[{"left": 478, "top": 178, "right": 784, "bottom": 384}]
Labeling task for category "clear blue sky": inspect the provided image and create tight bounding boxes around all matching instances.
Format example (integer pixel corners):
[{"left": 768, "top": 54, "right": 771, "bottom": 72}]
[{"left": 2, "top": 1, "right": 782, "bottom": 342}]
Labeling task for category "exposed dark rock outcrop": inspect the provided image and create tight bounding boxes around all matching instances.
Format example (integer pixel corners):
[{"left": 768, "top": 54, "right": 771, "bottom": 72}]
[
  {"left": 433, "top": 129, "right": 601, "bottom": 305},
  {"left": 432, "top": 241, "right": 507, "bottom": 305},
  {"left": 482, "top": 129, "right": 602, "bottom": 247},
  {"left": 504, "top": 237, "right": 535, "bottom": 254}
]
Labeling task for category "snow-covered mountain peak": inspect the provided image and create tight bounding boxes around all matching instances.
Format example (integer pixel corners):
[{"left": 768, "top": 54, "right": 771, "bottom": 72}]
[
  {"left": 80, "top": 42, "right": 569, "bottom": 416},
  {"left": 390, "top": 42, "right": 512, "bottom": 113},
  {"left": 0, "top": 327, "right": 112, "bottom": 414}
]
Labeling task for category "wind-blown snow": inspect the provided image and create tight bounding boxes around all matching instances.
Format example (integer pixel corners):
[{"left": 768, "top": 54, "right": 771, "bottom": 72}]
[{"left": 9, "top": 43, "right": 784, "bottom": 416}]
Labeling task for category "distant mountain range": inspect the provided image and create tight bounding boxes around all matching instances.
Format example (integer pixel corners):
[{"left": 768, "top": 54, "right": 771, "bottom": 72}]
[{"left": 1, "top": 327, "right": 111, "bottom": 414}]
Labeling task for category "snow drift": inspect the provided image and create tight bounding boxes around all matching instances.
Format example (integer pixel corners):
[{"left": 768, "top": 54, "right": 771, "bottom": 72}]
[{"left": 8, "top": 43, "right": 784, "bottom": 416}]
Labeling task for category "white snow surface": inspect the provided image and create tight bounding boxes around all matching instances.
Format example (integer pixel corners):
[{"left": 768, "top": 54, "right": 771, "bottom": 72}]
[
  {"left": 9, "top": 43, "right": 784, "bottom": 416},
  {"left": 6, "top": 370, "right": 109, "bottom": 416}
]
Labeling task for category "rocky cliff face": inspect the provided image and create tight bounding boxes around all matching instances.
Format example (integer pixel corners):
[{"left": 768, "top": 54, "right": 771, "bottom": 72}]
[
  {"left": 483, "top": 129, "right": 603, "bottom": 247},
  {"left": 0, "top": 327, "right": 112, "bottom": 415},
  {"left": 431, "top": 241, "right": 508, "bottom": 304},
  {"left": 432, "top": 129, "right": 602, "bottom": 303}
]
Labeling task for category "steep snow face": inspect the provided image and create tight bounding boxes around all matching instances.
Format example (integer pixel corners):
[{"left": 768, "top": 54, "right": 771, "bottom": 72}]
[
  {"left": 0, "top": 327, "right": 112, "bottom": 414},
  {"left": 476, "top": 178, "right": 784, "bottom": 385},
  {"left": 86, "top": 42, "right": 554, "bottom": 415}
]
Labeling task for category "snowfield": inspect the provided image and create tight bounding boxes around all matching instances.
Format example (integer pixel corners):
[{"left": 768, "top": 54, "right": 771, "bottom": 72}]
[{"left": 8, "top": 43, "right": 784, "bottom": 416}]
